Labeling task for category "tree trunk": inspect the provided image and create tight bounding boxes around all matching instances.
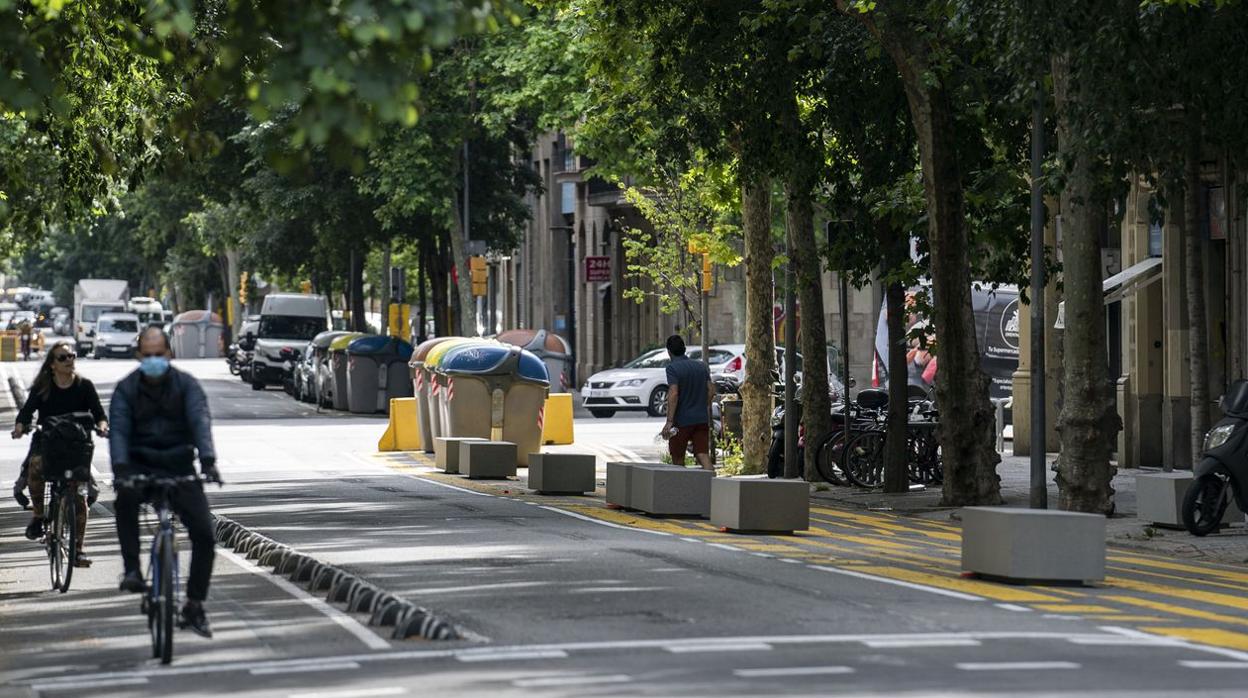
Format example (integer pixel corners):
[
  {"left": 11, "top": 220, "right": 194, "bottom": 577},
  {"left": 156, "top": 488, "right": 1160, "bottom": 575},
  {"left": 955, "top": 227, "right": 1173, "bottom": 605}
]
[
  {"left": 348, "top": 249, "right": 366, "bottom": 333},
  {"left": 1185, "top": 121, "right": 1210, "bottom": 464},
  {"left": 417, "top": 240, "right": 429, "bottom": 344},
  {"left": 451, "top": 199, "right": 477, "bottom": 337},
  {"left": 431, "top": 233, "right": 450, "bottom": 337},
  {"left": 740, "top": 169, "right": 776, "bottom": 473},
  {"left": 882, "top": 230, "right": 911, "bottom": 493},
  {"left": 1052, "top": 53, "right": 1120, "bottom": 514},
  {"left": 876, "top": 31, "right": 1001, "bottom": 506},
  {"left": 380, "top": 242, "right": 391, "bottom": 336},
  {"left": 785, "top": 179, "right": 831, "bottom": 484}
]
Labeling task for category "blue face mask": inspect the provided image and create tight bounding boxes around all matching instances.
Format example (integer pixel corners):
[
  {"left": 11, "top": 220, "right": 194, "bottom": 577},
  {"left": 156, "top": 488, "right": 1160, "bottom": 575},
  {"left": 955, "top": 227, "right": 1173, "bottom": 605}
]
[{"left": 139, "top": 356, "right": 171, "bottom": 378}]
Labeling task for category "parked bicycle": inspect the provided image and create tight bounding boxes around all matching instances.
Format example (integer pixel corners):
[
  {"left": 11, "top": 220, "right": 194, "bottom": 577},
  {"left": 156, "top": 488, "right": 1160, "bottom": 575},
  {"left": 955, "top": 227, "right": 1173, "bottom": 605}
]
[{"left": 115, "top": 472, "right": 210, "bottom": 665}]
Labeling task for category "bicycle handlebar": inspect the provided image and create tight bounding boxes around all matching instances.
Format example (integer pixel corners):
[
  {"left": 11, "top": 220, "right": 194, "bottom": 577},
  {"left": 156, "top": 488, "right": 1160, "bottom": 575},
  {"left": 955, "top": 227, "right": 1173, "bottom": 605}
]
[{"left": 114, "top": 473, "right": 208, "bottom": 490}]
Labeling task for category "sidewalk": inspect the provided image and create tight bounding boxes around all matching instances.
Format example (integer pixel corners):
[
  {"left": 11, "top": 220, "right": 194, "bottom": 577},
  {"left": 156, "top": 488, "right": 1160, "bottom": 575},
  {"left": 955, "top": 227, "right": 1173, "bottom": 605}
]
[{"left": 811, "top": 451, "right": 1248, "bottom": 565}]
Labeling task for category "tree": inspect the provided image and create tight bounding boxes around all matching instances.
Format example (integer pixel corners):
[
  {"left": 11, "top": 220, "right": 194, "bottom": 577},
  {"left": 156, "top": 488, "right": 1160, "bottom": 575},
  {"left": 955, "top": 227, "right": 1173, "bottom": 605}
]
[{"left": 835, "top": 0, "right": 1003, "bottom": 505}]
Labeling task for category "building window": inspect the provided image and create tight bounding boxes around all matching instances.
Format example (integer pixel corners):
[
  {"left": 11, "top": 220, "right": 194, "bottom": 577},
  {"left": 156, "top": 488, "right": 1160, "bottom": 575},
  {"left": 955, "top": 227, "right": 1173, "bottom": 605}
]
[{"left": 561, "top": 182, "right": 576, "bottom": 216}]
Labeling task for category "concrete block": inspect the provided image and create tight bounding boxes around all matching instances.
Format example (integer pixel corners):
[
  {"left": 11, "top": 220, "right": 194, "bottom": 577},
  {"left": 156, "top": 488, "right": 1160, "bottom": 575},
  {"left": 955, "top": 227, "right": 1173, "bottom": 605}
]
[
  {"left": 434, "top": 437, "right": 484, "bottom": 474},
  {"left": 710, "top": 477, "right": 809, "bottom": 533},
  {"left": 630, "top": 465, "right": 713, "bottom": 517},
  {"left": 528, "top": 453, "right": 596, "bottom": 494},
  {"left": 1136, "top": 471, "right": 1242, "bottom": 528},
  {"left": 961, "top": 507, "right": 1105, "bottom": 584},
  {"left": 460, "top": 440, "right": 517, "bottom": 479},
  {"left": 605, "top": 461, "right": 672, "bottom": 508}
]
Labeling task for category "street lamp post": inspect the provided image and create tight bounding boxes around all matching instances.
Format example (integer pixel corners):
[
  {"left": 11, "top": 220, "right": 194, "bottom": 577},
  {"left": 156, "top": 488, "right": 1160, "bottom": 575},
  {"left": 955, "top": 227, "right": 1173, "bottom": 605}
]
[{"left": 1030, "top": 82, "right": 1048, "bottom": 510}]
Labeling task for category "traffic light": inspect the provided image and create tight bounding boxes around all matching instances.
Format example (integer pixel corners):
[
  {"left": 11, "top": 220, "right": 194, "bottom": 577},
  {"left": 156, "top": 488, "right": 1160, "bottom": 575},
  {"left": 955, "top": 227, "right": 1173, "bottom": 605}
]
[
  {"left": 469, "top": 256, "right": 488, "bottom": 297},
  {"left": 239, "top": 271, "right": 249, "bottom": 306}
]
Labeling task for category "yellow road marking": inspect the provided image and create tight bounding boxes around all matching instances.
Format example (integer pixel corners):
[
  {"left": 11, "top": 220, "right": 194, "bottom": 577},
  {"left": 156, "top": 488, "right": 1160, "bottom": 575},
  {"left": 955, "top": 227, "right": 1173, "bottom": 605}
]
[
  {"left": 1109, "top": 565, "right": 1248, "bottom": 594},
  {"left": 1104, "top": 595, "right": 1248, "bottom": 628},
  {"left": 1109, "top": 554, "right": 1248, "bottom": 585},
  {"left": 848, "top": 566, "right": 1064, "bottom": 602},
  {"left": 812, "top": 509, "right": 962, "bottom": 542},
  {"left": 1085, "top": 615, "right": 1171, "bottom": 623},
  {"left": 1141, "top": 627, "right": 1248, "bottom": 652},
  {"left": 1031, "top": 604, "right": 1121, "bottom": 614},
  {"left": 1109, "top": 577, "right": 1248, "bottom": 613},
  {"left": 806, "top": 526, "right": 926, "bottom": 552},
  {"left": 559, "top": 505, "right": 706, "bottom": 537}
]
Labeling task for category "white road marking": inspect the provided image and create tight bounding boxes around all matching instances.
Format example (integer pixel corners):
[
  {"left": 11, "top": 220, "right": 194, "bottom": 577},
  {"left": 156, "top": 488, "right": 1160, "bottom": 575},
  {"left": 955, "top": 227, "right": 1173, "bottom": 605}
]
[
  {"left": 734, "top": 666, "right": 855, "bottom": 678},
  {"left": 751, "top": 552, "right": 774, "bottom": 558},
  {"left": 666, "top": 643, "right": 772, "bottom": 653},
  {"left": 1101, "top": 625, "right": 1248, "bottom": 662},
  {"left": 215, "top": 547, "right": 391, "bottom": 650},
  {"left": 706, "top": 543, "right": 744, "bottom": 551},
  {"left": 994, "top": 604, "right": 1032, "bottom": 612},
  {"left": 457, "top": 650, "right": 569, "bottom": 663},
  {"left": 535, "top": 504, "right": 672, "bottom": 536},
  {"left": 778, "top": 558, "right": 802, "bottom": 564},
  {"left": 1179, "top": 661, "right": 1248, "bottom": 669},
  {"left": 863, "top": 638, "right": 981, "bottom": 649},
  {"left": 417, "top": 581, "right": 549, "bottom": 594},
  {"left": 409, "top": 473, "right": 495, "bottom": 497},
  {"left": 11, "top": 631, "right": 1202, "bottom": 685},
  {"left": 680, "top": 537, "right": 703, "bottom": 543},
  {"left": 1067, "top": 637, "right": 1182, "bottom": 646},
  {"left": 512, "top": 674, "right": 632, "bottom": 688},
  {"left": 251, "top": 662, "right": 362, "bottom": 675},
  {"left": 289, "top": 688, "right": 407, "bottom": 698},
  {"left": 809, "top": 564, "right": 985, "bottom": 602},
  {"left": 956, "top": 661, "right": 1080, "bottom": 671},
  {"left": 32, "top": 678, "right": 150, "bottom": 692}
]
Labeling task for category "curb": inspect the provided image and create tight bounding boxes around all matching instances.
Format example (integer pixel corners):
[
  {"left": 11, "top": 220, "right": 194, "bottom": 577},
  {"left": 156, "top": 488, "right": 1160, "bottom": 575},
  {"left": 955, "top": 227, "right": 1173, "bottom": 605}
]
[{"left": 211, "top": 514, "right": 462, "bottom": 641}]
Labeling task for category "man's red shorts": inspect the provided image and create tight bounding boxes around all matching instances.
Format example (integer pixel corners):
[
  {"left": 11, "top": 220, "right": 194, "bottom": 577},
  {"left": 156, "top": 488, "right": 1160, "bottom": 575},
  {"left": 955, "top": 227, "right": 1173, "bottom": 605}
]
[{"left": 668, "top": 423, "right": 710, "bottom": 465}]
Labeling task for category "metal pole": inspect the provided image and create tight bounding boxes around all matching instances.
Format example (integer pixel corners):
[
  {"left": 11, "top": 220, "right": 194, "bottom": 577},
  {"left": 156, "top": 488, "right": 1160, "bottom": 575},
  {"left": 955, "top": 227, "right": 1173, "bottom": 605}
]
[
  {"left": 701, "top": 267, "right": 712, "bottom": 466},
  {"left": 784, "top": 250, "right": 799, "bottom": 479},
  {"left": 840, "top": 274, "right": 852, "bottom": 452},
  {"left": 1030, "top": 81, "right": 1048, "bottom": 510}
]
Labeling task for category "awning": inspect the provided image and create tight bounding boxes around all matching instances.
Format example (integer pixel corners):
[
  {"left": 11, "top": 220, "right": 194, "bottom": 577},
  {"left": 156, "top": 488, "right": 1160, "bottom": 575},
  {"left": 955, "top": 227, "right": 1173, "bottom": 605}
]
[{"left": 1054, "top": 257, "right": 1163, "bottom": 329}]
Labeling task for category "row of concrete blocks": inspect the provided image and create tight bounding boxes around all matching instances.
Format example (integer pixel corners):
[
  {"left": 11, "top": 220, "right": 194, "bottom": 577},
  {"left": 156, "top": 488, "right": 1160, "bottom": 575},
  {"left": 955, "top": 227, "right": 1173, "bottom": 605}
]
[
  {"left": 607, "top": 461, "right": 811, "bottom": 534},
  {"left": 434, "top": 437, "right": 597, "bottom": 494},
  {"left": 211, "top": 515, "right": 459, "bottom": 640}
]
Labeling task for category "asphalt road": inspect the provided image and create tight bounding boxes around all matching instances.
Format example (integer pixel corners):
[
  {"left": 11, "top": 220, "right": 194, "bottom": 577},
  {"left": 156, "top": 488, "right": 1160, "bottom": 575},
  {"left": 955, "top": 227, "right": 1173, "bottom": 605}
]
[{"left": 1, "top": 356, "right": 1246, "bottom": 697}]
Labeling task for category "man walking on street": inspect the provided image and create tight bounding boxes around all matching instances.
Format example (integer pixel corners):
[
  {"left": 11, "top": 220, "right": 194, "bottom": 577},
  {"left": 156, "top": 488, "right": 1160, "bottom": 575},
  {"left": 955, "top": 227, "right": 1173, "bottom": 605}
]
[{"left": 661, "top": 334, "right": 714, "bottom": 470}]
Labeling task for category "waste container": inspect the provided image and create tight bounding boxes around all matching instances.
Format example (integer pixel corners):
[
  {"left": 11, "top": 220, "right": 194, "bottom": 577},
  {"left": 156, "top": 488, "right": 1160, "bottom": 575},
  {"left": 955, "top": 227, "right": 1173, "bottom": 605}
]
[
  {"left": 441, "top": 343, "right": 550, "bottom": 466},
  {"left": 410, "top": 337, "right": 456, "bottom": 453},
  {"left": 423, "top": 337, "right": 485, "bottom": 440},
  {"left": 309, "top": 330, "right": 351, "bottom": 407},
  {"left": 169, "top": 311, "right": 226, "bottom": 359},
  {"left": 346, "top": 335, "right": 414, "bottom": 414},
  {"left": 496, "top": 328, "right": 573, "bottom": 392},
  {"left": 328, "top": 333, "right": 366, "bottom": 411}
]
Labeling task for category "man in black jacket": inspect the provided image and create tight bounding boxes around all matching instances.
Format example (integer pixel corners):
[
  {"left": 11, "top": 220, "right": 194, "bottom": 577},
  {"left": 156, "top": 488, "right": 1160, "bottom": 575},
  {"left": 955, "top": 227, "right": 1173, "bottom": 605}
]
[{"left": 110, "top": 327, "right": 221, "bottom": 638}]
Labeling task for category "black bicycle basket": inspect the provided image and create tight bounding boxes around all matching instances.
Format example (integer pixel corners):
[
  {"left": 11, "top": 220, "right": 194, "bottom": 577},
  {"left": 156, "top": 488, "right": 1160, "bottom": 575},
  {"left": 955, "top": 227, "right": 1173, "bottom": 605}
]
[{"left": 40, "top": 419, "right": 94, "bottom": 482}]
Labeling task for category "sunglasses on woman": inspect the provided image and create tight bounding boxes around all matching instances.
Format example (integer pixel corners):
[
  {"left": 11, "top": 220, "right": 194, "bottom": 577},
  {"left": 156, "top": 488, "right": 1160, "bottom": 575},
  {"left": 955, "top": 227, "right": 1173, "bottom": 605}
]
[{"left": 54, "top": 352, "right": 77, "bottom": 363}]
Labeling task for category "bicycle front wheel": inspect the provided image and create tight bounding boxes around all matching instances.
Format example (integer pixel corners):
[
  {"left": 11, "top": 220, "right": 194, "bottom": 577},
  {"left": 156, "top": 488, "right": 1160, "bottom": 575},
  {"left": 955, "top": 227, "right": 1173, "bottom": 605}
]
[
  {"left": 158, "top": 532, "right": 175, "bottom": 664},
  {"left": 815, "top": 431, "right": 847, "bottom": 486},
  {"left": 46, "top": 497, "right": 65, "bottom": 592},
  {"left": 57, "top": 491, "right": 77, "bottom": 593}
]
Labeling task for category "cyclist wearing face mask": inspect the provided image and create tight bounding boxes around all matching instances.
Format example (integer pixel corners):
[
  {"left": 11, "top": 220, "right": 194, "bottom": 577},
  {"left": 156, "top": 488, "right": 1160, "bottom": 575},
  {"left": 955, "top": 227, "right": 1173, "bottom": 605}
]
[{"left": 109, "top": 327, "right": 221, "bottom": 638}]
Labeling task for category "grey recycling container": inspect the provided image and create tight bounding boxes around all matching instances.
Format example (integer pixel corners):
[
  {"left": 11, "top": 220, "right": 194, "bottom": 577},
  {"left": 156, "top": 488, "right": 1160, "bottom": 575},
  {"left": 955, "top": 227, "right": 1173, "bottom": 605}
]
[
  {"left": 346, "top": 335, "right": 413, "bottom": 414},
  {"left": 170, "top": 310, "right": 225, "bottom": 359},
  {"left": 440, "top": 343, "right": 550, "bottom": 466},
  {"left": 309, "top": 330, "right": 351, "bottom": 408},
  {"left": 496, "top": 328, "right": 573, "bottom": 392},
  {"left": 329, "top": 333, "right": 365, "bottom": 411},
  {"left": 410, "top": 337, "right": 456, "bottom": 453}
]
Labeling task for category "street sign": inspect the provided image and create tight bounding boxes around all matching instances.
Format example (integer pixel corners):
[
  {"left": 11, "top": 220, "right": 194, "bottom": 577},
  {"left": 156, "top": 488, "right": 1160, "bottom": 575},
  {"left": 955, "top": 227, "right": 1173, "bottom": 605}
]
[
  {"left": 469, "top": 256, "right": 488, "bottom": 297},
  {"left": 584, "top": 256, "right": 611, "bottom": 283}
]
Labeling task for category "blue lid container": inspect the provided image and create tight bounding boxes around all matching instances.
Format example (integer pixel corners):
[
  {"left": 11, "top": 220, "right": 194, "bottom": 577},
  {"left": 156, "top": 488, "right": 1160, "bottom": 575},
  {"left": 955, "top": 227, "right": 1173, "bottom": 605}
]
[{"left": 441, "top": 344, "right": 512, "bottom": 373}]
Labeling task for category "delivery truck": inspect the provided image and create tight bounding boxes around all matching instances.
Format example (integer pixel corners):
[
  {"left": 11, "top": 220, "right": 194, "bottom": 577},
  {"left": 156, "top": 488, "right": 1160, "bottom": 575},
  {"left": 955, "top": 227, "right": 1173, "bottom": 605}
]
[{"left": 74, "top": 279, "right": 130, "bottom": 354}]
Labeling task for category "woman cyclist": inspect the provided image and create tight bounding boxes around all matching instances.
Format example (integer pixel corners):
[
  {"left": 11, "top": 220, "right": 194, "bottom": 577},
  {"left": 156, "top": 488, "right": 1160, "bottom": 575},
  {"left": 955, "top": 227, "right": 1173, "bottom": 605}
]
[{"left": 11, "top": 341, "right": 108, "bottom": 567}]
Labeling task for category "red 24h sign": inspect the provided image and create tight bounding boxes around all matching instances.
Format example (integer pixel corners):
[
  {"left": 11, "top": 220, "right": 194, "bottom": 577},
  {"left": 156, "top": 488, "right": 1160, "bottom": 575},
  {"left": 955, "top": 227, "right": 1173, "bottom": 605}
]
[{"left": 584, "top": 256, "right": 611, "bottom": 283}]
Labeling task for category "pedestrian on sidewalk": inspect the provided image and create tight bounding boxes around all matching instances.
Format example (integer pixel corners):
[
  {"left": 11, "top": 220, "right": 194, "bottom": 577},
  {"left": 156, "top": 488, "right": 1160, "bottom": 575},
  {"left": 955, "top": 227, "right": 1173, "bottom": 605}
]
[{"left": 661, "top": 334, "right": 714, "bottom": 471}]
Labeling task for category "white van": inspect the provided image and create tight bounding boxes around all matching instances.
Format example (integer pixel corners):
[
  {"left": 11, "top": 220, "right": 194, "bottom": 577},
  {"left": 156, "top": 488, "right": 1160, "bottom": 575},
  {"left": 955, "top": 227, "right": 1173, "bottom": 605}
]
[
  {"left": 243, "top": 293, "right": 330, "bottom": 390},
  {"left": 127, "top": 296, "right": 165, "bottom": 327}
]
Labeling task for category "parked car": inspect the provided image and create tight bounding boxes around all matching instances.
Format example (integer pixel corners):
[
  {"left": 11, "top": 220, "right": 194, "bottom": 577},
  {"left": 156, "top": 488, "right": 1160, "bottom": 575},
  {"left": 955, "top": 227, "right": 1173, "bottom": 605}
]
[
  {"left": 293, "top": 342, "right": 319, "bottom": 403},
  {"left": 91, "top": 312, "right": 142, "bottom": 359},
  {"left": 6, "top": 310, "right": 36, "bottom": 331},
  {"left": 50, "top": 307, "right": 71, "bottom": 335},
  {"left": 717, "top": 343, "right": 846, "bottom": 401},
  {"left": 581, "top": 345, "right": 741, "bottom": 418}
]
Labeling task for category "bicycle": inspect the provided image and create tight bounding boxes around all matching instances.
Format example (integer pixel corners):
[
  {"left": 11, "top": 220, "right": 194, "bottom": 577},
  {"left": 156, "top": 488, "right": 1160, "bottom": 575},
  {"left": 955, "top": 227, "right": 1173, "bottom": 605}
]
[
  {"left": 115, "top": 472, "right": 203, "bottom": 665},
  {"left": 27, "top": 412, "right": 97, "bottom": 593}
]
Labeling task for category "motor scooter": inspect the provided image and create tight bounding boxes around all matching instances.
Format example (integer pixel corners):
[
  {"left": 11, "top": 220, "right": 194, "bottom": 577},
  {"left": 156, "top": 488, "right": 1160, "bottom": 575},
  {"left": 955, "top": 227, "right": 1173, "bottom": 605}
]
[{"left": 1183, "top": 379, "right": 1248, "bottom": 536}]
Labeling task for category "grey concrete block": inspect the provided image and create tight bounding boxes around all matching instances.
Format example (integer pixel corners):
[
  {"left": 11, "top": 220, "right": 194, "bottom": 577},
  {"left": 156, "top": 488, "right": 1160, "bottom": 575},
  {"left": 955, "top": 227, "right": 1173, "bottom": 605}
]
[
  {"left": 434, "top": 437, "right": 485, "bottom": 474},
  {"left": 961, "top": 506, "right": 1105, "bottom": 583},
  {"left": 528, "top": 453, "right": 596, "bottom": 494},
  {"left": 1137, "top": 471, "right": 1241, "bottom": 528},
  {"left": 710, "top": 477, "right": 809, "bottom": 533},
  {"left": 460, "top": 440, "right": 518, "bottom": 479},
  {"left": 605, "top": 461, "right": 673, "bottom": 508},
  {"left": 630, "top": 465, "right": 713, "bottom": 517}
]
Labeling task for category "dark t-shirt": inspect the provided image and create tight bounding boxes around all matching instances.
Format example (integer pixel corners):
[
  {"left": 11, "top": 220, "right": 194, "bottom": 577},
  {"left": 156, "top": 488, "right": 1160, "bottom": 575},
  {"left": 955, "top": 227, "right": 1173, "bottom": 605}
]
[
  {"left": 16, "top": 377, "right": 106, "bottom": 427},
  {"left": 665, "top": 355, "right": 710, "bottom": 428}
]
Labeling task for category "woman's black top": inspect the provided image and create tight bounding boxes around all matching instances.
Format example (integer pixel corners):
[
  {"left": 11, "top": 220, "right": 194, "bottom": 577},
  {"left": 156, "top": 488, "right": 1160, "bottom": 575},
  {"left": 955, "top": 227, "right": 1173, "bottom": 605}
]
[{"left": 15, "top": 378, "right": 106, "bottom": 428}]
